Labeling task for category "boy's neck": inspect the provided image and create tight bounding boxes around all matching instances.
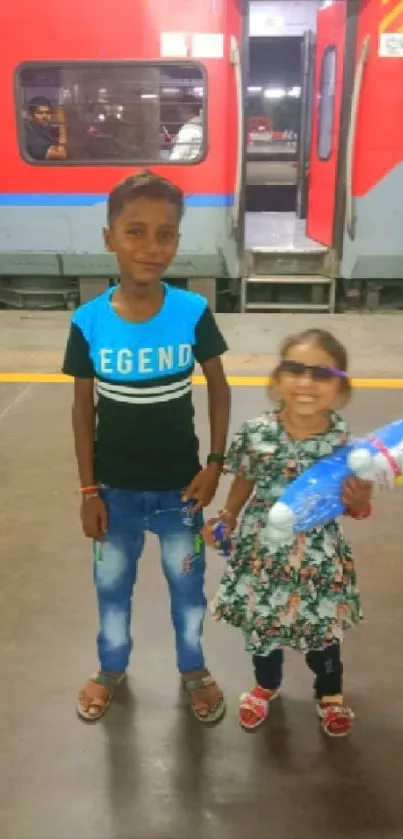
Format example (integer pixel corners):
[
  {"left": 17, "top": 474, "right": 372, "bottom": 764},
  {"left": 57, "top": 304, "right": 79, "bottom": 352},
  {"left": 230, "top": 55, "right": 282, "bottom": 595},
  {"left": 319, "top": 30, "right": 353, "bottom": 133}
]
[
  {"left": 118, "top": 277, "right": 163, "bottom": 300},
  {"left": 113, "top": 279, "right": 165, "bottom": 322}
]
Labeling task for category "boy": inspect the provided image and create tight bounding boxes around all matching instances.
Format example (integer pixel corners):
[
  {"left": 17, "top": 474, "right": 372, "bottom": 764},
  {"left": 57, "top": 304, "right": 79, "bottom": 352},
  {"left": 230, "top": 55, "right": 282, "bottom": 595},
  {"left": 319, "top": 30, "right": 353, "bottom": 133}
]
[{"left": 63, "top": 170, "right": 230, "bottom": 723}]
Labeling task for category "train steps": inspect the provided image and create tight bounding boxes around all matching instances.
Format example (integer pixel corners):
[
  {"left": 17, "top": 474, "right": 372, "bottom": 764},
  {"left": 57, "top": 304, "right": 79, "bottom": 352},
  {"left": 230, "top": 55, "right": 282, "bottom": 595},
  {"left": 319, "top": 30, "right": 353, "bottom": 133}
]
[{"left": 242, "top": 246, "right": 336, "bottom": 313}]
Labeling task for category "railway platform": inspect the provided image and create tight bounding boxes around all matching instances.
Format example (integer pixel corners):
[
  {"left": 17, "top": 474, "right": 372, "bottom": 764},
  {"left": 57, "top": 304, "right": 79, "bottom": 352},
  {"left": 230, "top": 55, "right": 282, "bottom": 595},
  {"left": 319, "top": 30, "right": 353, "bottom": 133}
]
[{"left": 1, "top": 311, "right": 403, "bottom": 839}]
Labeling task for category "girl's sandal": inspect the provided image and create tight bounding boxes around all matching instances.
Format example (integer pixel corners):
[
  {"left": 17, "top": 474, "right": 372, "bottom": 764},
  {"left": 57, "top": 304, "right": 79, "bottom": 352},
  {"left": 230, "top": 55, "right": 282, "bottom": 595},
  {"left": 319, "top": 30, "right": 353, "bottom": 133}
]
[
  {"left": 182, "top": 673, "right": 226, "bottom": 724},
  {"left": 77, "top": 672, "right": 126, "bottom": 722},
  {"left": 317, "top": 701, "right": 354, "bottom": 737},
  {"left": 239, "top": 686, "right": 280, "bottom": 731}
]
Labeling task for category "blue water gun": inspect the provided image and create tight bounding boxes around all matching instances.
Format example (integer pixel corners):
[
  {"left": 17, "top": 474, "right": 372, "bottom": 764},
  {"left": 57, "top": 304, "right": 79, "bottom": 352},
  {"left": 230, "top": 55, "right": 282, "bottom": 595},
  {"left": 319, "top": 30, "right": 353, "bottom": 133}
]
[{"left": 264, "top": 419, "right": 403, "bottom": 549}]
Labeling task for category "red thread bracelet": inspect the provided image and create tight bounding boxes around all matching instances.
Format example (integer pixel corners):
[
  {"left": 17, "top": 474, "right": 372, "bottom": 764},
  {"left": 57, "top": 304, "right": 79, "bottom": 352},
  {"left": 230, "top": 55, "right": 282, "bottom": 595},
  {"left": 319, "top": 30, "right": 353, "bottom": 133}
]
[{"left": 347, "top": 503, "right": 372, "bottom": 520}]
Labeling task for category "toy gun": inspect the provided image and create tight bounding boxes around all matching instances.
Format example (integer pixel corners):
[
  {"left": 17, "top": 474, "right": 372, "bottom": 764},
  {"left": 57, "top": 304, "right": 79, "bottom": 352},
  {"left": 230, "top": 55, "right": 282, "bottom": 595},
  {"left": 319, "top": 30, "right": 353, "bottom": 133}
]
[
  {"left": 211, "top": 520, "right": 234, "bottom": 558},
  {"left": 263, "top": 419, "right": 403, "bottom": 550}
]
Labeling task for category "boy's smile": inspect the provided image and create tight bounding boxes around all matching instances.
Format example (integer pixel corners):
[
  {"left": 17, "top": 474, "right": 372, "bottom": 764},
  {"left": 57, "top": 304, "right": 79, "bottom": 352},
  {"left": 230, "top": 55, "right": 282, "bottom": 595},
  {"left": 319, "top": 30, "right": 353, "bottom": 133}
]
[{"left": 104, "top": 196, "right": 180, "bottom": 289}]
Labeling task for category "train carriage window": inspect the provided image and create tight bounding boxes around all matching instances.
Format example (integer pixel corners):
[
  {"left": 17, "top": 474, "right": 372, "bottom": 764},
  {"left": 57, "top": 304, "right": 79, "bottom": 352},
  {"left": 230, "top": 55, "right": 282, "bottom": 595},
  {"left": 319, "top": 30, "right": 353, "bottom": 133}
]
[
  {"left": 317, "top": 47, "right": 336, "bottom": 161},
  {"left": 16, "top": 63, "right": 206, "bottom": 165}
]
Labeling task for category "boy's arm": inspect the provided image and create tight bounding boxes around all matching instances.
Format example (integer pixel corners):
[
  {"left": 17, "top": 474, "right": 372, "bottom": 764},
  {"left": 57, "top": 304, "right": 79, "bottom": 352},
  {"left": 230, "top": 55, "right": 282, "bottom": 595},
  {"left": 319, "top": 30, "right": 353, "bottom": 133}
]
[
  {"left": 183, "top": 305, "right": 230, "bottom": 510},
  {"left": 63, "top": 320, "right": 108, "bottom": 540},
  {"left": 62, "top": 320, "right": 97, "bottom": 490},
  {"left": 72, "top": 378, "right": 96, "bottom": 489},
  {"left": 201, "top": 355, "right": 230, "bottom": 463}
]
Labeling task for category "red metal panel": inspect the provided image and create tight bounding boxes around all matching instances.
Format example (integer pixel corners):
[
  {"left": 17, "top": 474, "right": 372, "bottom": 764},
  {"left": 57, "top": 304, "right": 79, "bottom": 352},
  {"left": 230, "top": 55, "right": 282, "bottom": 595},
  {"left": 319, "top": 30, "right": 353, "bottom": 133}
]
[
  {"left": 307, "top": 0, "right": 346, "bottom": 247},
  {"left": 353, "top": 0, "right": 403, "bottom": 197},
  {"left": 0, "top": 0, "right": 241, "bottom": 198}
]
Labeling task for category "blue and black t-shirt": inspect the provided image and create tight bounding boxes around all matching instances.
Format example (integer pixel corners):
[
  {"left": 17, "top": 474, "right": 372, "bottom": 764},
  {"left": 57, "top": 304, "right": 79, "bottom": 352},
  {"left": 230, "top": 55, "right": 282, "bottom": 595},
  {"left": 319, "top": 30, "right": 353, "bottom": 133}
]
[{"left": 62, "top": 284, "right": 228, "bottom": 490}]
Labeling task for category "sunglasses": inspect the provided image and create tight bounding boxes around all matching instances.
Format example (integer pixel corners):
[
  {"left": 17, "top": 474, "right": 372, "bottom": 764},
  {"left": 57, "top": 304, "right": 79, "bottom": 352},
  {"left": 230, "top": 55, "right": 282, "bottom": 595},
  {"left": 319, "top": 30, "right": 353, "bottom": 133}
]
[{"left": 278, "top": 359, "right": 347, "bottom": 382}]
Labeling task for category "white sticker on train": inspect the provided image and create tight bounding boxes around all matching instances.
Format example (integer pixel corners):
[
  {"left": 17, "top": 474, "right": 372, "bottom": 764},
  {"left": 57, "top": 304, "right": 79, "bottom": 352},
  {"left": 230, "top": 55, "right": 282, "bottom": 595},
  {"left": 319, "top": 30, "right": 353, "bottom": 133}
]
[
  {"left": 191, "top": 33, "right": 224, "bottom": 59},
  {"left": 160, "top": 32, "right": 190, "bottom": 58},
  {"left": 379, "top": 33, "right": 403, "bottom": 57}
]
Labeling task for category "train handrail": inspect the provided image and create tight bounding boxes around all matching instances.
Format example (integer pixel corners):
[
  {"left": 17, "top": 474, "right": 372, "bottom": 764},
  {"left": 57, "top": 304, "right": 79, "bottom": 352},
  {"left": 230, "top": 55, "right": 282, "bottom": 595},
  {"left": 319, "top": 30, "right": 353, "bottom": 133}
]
[
  {"left": 345, "top": 35, "right": 370, "bottom": 241},
  {"left": 230, "top": 35, "right": 243, "bottom": 234}
]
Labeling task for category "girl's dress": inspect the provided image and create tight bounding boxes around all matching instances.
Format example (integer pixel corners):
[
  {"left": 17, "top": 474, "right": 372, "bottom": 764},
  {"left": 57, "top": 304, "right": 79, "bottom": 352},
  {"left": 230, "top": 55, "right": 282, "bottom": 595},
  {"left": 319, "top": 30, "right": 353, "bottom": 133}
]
[{"left": 211, "top": 409, "right": 362, "bottom": 656}]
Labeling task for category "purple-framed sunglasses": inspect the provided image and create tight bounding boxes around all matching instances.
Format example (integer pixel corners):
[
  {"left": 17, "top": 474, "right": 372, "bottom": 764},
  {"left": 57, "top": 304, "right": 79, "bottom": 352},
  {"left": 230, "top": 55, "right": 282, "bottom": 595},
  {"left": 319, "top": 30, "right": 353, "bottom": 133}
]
[{"left": 279, "top": 359, "right": 347, "bottom": 382}]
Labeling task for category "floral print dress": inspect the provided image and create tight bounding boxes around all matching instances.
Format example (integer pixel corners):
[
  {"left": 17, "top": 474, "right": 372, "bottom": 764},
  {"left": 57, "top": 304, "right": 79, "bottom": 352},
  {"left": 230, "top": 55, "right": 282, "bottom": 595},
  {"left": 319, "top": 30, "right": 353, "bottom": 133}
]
[{"left": 211, "top": 410, "right": 362, "bottom": 656}]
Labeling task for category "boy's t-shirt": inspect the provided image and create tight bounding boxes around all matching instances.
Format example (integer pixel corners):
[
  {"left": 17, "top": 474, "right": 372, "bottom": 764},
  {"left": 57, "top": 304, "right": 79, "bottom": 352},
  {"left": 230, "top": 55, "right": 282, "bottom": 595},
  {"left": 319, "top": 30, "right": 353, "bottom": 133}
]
[{"left": 62, "top": 283, "right": 228, "bottom": 490}]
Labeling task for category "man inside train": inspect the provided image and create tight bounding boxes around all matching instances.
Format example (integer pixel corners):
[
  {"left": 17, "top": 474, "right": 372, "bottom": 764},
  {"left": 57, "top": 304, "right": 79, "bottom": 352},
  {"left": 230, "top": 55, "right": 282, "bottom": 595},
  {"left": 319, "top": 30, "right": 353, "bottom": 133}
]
[
  {"left": 170, "top": 95, "right": 203, "bottom": 162},
  {"left": 24, "top": 96, "right": 68, "bottom": 161}
]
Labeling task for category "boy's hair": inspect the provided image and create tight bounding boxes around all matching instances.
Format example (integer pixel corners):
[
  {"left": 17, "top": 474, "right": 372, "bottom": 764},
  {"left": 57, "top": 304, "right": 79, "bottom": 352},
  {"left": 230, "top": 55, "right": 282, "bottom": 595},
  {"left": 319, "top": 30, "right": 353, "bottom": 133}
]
[
  {"left": 272, "top": 328, "right": 352, "bottom": 403},
  {"left": 107, "top": 170, "right": 185, "bottom": 226}
]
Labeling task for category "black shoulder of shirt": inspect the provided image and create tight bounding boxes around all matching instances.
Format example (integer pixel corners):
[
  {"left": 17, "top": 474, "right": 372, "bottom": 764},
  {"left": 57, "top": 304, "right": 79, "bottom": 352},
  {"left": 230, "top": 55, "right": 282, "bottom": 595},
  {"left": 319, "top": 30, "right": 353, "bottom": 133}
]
[
  {"left": 62, "top": 321, "right": 95, "bottom": 379},
  {"left": 193, "top": 305, "right": 228, "bottom": 365}
]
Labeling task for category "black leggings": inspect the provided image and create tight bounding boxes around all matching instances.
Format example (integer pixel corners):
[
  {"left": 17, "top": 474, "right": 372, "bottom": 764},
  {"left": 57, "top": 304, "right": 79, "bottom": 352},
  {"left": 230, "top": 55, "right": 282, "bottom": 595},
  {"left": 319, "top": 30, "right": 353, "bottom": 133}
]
[{"left": 253, "top": 644, "right": 343, "bottom": 700}]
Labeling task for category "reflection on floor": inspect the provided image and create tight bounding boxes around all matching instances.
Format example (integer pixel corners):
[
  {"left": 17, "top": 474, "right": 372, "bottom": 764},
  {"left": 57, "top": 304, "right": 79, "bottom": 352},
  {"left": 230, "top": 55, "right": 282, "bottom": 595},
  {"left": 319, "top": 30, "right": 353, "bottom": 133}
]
[{"left": 245, "top": 212, "right": 327, "bottom": 253}]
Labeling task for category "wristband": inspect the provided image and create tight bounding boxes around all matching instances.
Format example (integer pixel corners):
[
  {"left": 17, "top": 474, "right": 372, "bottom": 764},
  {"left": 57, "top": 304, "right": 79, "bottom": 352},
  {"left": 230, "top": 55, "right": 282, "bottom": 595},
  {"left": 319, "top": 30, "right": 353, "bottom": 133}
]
[
  {"left": 207, "top": 453, "right": 225, "bottom": 468},
  {"left": 79, "top": 485, "right": 100, "bottom": 494},
  {"left": 347, "top": 503, "right": 372, "bottom": 520}
]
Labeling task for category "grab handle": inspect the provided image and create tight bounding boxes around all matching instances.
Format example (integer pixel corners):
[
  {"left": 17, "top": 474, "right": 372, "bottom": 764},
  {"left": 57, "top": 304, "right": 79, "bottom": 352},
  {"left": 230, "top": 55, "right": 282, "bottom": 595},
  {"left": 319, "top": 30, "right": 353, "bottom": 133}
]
[
  {"left": 345, "top": 35, "right": 370, "bottom": 240},
  {"left": 230, "top": 35, "right": 243, "bottom": 234}
]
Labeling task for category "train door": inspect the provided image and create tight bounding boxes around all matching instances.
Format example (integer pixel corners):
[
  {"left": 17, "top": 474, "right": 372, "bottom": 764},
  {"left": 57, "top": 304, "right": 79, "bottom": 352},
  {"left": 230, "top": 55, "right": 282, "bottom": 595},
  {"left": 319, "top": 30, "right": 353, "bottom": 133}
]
[
  {"left": 341, "top": 0, "right": 403, "bottom": 282},
  {"left": 306, "top": 0, "right": 347, "bottom": 245},
  {"left": 296, "top": 30, "right": 315, "bottom": 219}
]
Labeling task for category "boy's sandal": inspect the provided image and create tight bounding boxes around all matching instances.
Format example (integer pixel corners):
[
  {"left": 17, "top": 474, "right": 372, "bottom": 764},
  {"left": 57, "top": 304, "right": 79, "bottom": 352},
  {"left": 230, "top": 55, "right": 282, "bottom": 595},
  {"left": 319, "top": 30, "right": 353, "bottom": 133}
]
[
  {"left": 77, "top": 672, "right": 126, "bottom": 722},
  {"left": 239, "top": 686, "right": 280, "bottom": 730},
  {"left": 182, "top": 673, "right": 226, "bottom": 724},
  {"left": 317, "top": 702, "right": 354, "bottom": 737}
]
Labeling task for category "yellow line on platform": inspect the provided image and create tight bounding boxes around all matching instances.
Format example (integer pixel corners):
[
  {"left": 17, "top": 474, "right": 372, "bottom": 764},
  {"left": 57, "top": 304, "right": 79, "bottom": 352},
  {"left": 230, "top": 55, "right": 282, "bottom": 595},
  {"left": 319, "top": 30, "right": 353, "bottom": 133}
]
[{"left": 0, "top": 373, "right": 403, "bottom": 388}]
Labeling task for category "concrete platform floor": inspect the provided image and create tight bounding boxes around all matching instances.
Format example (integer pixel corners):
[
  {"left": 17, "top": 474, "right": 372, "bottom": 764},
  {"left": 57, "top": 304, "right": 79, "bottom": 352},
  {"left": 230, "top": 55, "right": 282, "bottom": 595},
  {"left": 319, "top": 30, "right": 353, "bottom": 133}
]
[
  {"left": 1, "top": 381, "right": 403, "bottom": 839},
  {"left": 1, "top": 310, "right": 403, "bottom": 377}
]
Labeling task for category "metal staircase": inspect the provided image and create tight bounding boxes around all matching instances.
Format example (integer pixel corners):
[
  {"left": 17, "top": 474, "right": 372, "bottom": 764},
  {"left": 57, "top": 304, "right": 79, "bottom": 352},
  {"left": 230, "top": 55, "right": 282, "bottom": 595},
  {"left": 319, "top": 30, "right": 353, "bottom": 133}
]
[{"left": 241, "top": 245, "right": 336, "bottom": 313}]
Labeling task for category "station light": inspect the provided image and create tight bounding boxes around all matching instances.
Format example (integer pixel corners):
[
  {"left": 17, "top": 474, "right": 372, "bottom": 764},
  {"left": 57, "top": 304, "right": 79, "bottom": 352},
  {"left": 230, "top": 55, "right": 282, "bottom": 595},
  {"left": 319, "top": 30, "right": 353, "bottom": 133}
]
[{"left": 263, "top": 88, "right": 285, "bottom": 99}]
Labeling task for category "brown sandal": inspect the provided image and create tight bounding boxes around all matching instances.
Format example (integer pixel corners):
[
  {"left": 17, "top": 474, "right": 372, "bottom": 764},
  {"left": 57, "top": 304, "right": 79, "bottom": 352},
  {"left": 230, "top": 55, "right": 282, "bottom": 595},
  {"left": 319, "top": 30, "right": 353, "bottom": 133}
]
[
  {"left": 182, "top": 673, "right": 226, "bottom": 724},
  {"left": 77, "top": 672, "right": 126, "bottom": 722}
]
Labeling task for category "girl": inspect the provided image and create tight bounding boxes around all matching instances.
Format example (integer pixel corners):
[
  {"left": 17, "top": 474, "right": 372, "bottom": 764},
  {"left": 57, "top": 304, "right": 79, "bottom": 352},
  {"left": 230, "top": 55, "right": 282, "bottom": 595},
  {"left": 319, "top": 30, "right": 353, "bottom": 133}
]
[{"left": 205, "top": 329, "right": 372, "bottom": 737}]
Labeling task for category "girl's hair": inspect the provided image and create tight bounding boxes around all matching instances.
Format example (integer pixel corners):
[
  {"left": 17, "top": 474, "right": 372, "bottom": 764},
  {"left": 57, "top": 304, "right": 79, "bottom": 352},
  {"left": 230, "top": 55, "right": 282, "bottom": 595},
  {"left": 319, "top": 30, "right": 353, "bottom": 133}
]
[{"left": 271, "top": 328, "right": 352, "bottom": 404}]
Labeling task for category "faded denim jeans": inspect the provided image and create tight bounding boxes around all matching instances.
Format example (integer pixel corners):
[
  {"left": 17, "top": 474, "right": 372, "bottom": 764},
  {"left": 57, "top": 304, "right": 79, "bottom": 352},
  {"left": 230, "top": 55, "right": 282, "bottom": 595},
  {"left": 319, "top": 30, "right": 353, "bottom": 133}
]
[{"left": 93, "top": 488, "right": 206, "bottom": 675}]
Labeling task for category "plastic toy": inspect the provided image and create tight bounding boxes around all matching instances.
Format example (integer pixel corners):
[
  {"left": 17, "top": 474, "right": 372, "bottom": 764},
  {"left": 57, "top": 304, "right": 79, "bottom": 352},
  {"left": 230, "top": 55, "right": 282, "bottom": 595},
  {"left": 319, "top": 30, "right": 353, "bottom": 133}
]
[
  {"left": 264, "top": 419, "right": 403, "bottom": 549},
  {"left": 211, "top": 520, "right": 234, "bottom": 557}
]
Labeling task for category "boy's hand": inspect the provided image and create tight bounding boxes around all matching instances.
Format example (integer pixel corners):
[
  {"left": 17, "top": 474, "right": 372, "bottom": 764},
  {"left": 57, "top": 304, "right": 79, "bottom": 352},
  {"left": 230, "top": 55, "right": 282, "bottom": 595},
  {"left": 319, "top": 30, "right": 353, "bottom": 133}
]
[
  {"left": 183, "top": 464, "right": 221, "bottom": 512},
  {"left": 342, "top": 476, "right": 373, "bottom": 516},
  {"left": 81, "top": 496, "right": 108, "bottom": 541}
]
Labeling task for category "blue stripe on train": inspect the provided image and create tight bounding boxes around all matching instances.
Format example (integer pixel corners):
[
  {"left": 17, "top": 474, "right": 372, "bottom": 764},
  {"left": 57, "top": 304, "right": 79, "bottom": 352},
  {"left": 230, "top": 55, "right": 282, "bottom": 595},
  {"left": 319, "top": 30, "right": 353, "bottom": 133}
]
[{"left": 0, "top": 193, "right": 234, "bottom": 208}]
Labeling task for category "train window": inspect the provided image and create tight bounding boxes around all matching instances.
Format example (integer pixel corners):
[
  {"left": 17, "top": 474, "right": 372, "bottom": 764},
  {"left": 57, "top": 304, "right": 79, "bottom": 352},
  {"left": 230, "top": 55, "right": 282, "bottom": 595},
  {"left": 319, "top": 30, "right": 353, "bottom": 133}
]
[
  {"left": 16, "top": 63, "right": 206, "bottom": 165},
  {"left": 317, "top": 47, "right": 336, "bottom": 161}
]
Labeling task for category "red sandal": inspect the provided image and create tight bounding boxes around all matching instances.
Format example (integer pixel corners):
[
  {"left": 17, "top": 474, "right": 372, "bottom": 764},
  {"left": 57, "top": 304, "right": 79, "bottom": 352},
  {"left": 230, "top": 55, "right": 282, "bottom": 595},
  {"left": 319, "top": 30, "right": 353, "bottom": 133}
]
[
  {"left": 317, "top": 701, "right": 354, "bottom": 737},
  {"left": 239, "top": 685, "right": 280, "bottom": 730}
]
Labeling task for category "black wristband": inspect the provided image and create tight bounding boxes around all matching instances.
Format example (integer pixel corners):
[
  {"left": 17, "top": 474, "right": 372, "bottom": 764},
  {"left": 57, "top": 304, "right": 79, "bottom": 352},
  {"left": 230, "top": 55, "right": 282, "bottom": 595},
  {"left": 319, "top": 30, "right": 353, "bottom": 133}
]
[{"left": 207, "top": 453, "right": 225, "bottom": 467}]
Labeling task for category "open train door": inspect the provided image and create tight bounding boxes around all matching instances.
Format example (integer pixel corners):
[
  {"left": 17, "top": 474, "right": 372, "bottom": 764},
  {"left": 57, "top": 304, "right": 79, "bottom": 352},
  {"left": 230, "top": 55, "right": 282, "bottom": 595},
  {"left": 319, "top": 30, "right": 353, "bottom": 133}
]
[
  {"left": 340, "top": 0, "right": 403, "bottom": 289},
  {"left": 306, "top": 0, "right": 347, "bottom": 245},
  {"left": 296, "top": 30, "right": 315, "bottom": 220}
]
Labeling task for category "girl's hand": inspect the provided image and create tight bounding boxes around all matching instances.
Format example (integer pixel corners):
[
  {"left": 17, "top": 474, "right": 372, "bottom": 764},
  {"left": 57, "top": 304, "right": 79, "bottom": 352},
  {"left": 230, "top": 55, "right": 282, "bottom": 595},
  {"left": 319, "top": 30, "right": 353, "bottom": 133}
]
[
  {"left": 80, "top": 496, "right": 108, "bottom": 541},
  {"left": 202, "top": 510, "right": 237, "bottom": 546},
  {"left": 342, "top": 476, "right": 373, "bottom": 517}
]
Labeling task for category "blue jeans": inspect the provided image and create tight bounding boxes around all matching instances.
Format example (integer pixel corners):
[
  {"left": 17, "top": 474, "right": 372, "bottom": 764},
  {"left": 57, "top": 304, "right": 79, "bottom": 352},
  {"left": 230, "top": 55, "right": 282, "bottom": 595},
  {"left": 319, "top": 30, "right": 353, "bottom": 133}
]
[{"left": 93, "top": 489, "right": 206, "bottom": 675}]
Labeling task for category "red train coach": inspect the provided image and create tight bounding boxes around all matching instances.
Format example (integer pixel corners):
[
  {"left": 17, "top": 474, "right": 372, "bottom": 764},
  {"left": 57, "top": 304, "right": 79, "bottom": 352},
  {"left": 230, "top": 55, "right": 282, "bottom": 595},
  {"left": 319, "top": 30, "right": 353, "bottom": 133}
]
[
  {"left": 307, "top": 0, "right": 403, "bottom": 296},
  {"left": 0, "top": 0, "right": 245, "bottom": 308}
]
